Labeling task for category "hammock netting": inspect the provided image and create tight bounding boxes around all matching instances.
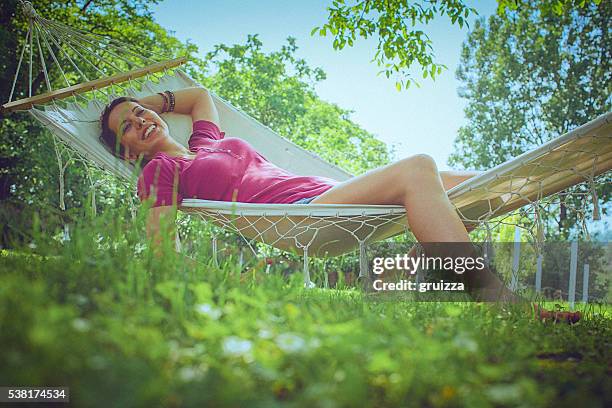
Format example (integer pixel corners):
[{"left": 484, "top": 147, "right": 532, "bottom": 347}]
[{"left": 4, "top": 1, "right": 611, "bottom": 286}]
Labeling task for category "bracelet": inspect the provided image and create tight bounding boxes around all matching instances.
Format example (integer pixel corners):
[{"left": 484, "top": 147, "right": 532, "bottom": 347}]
[
  {"left": 164, "top": 90, "right": 175, "bottom": 113},
  {"left": 157, "top": 92, "right": 168, "bottom": 113}
]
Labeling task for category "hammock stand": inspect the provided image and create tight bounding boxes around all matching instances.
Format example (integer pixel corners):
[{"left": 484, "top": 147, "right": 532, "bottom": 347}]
[{"left": 4, "top": 2, "right": 611, "bottom": 287}]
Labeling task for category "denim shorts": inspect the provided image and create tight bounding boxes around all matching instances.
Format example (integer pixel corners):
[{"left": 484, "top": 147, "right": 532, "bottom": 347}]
[{"left": 293, "top": 195, "right": 319, "bottom": 204}]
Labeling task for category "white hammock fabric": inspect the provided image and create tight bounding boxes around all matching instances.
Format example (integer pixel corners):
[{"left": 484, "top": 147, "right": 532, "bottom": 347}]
[
  {"left": 29, "top": 71, "right": 351, "bottom": 182},
  {"left": 5, "top": 2, "right": 611, "bottom": 285}
]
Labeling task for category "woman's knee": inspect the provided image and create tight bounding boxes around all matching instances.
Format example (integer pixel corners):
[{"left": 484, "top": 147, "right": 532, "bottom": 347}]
[
  {"left": 393, "top": 154, "right": 440, "bottom": 198},
  {"left": 399, "top": 154, "right": 438, "bottom": 176}
]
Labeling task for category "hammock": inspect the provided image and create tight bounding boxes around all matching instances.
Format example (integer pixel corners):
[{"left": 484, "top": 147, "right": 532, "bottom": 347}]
[{"left": 4, "top": 2, "right": 612, "bottom": 286}]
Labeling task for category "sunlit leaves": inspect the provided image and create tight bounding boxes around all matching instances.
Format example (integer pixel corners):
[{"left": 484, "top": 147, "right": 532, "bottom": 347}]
[
  {"left": 497, "top": 0, "right": 602, "bottom": 17},
  {"left": 313, "top": 0, "right": 476, "bottom": 90}
]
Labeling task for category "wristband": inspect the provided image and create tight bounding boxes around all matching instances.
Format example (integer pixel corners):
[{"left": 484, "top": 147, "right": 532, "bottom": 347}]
[
  {"left": 157, "top": 92, "right": 168, "bottom": 113},
  {"left": 165, "top": 90, "right": 175, "bottom": 113}
]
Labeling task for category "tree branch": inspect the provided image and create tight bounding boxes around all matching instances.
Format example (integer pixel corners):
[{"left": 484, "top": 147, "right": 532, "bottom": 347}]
[
  {"left": 81, "top": 0, "right": 94, "bottom": 14},
  {"left": 355, "top": 0, "right": 370, "bottom": 28}
]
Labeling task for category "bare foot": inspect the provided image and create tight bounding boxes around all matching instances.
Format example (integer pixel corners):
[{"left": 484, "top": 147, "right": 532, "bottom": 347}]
[{"left": 462, "top": 265, "right": 522, "bottom": 303}]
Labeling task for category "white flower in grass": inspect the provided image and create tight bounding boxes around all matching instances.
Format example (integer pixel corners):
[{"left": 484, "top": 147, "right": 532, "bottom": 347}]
[
  {"left": 276, "top": 333, "right": 306, "bottom": 353},
  {"left": 222, "top": 336, "right": 253, "bottom": 357},
  {"left": 196, "top": 303, "right": 222, "bottom": 320},
  {"left": 258, "top": 328, "right": 273, "bottom": 339},
  {"left": 71, "top": 318, "right": 90, "bottom": 332},
  {"left": 133, "top": 242, "right": 147, "bottom": 255},
  {"left": 178, "top": 365, "right": 206, "bottom": 382}
]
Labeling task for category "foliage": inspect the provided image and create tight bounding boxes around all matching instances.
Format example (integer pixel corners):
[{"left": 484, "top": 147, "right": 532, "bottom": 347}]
[
  {"left": 467, "top": 212, "right": 609, "bottom": 301},
  {"left": 195, "top": 35, "right": 325, "bottom": 138},
  {"left": 497, "top": 0, "right": 604, "bottom": 16},
  {"left": 313, "top": 1, "right": 605, "bottom": 90},
  {"left": 314, "top": 0, "right": 477, "bottom": 90},
  {"left": 292, "top": 97, "right": 393, "bottom": 175},
  {"left": 449, "top": 1, "right": 610, "bottom": 237},
  {"left": 494, "top": 240, "right": 608, "bottom": 302},
  {"left": 450, "top": 1, "right": 610, "bottom": 169},
  {"left": 0, "top": 208, "right": 610, "bottom": 406}
]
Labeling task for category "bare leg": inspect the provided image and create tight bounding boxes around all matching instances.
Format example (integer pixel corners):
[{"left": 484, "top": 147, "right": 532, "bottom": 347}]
[
  {"left": 312, "top": 157, "right": 516, "bottom": 301},
  {"left": 312, "top": 155, "right": 470, "bottom": 242},
  {"left": 404, "top": 170, "right": 481, "bottom": 254}
]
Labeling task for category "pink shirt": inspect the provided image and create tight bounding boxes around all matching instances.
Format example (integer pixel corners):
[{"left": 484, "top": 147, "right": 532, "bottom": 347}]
[{"left": 137, "top": 120, "right": 338, "bottom": 207}]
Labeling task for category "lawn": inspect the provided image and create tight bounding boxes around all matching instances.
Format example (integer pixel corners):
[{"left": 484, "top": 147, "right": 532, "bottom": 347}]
[{"left": 0, "top": 213, "right": 610, "bottom": 407}]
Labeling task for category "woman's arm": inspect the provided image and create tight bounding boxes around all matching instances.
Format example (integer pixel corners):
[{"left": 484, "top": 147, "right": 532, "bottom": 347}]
[
  {"left": 138, "top": 87, "right": 219, "bottom": 126},
  {"left": 147, "top": 205, "right": 180, "bottom": 254},
  {"left": 146, "top": 206, "right": 210, "bottom": 271}
]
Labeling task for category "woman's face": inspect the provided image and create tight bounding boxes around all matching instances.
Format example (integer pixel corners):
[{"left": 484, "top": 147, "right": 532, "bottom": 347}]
[{"left": 107, "top": 101, "right": 170, "bottom": 160}]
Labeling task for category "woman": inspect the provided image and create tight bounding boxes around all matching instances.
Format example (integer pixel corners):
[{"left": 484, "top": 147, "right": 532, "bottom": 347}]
[
  {"left": 99, "top": 87, "right": 516, "bottom": 302},
  {"left": 101, "top": 88, "right": 477, "bottom": 236}
]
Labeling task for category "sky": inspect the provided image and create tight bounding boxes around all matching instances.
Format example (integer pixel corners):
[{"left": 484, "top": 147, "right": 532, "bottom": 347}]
[{"left": 151, "top": 1, "right": 499, "bottom": 170}]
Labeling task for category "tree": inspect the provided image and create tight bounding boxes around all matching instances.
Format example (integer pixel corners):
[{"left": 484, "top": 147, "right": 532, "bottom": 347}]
[
  {"left": 450, "top": 1, "right": 610, "bottom": 169},
  {"left": 293, "top": 98, "right": 392, "bottom": 175},
  {"left": 449, "top": 1, "right": 610, "bottom": 237}
]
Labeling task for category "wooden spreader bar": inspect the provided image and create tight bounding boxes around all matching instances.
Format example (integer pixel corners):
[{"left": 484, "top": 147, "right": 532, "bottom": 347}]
[{"left": 2, "top": 56, "right": 188, "bottom": 113}]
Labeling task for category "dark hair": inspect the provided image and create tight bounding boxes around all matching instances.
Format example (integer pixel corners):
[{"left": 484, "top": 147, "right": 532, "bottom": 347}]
[{"left": 99, "top": 96, "right": 139, "bottom": 161}]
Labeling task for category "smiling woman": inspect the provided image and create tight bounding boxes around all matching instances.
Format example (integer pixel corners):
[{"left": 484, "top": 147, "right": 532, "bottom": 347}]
[{"left": 99, "top": 88, "right": 219, "bottom": 164}]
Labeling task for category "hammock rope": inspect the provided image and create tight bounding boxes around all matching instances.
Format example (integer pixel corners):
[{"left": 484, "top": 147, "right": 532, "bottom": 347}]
[{"left": 4, "top": 1, "right": 611, "bottom": 287}]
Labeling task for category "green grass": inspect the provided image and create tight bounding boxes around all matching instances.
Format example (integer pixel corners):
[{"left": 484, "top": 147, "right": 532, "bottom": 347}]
[{"left": 0, "top": 211, "right": 610, "bottom": 407}]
